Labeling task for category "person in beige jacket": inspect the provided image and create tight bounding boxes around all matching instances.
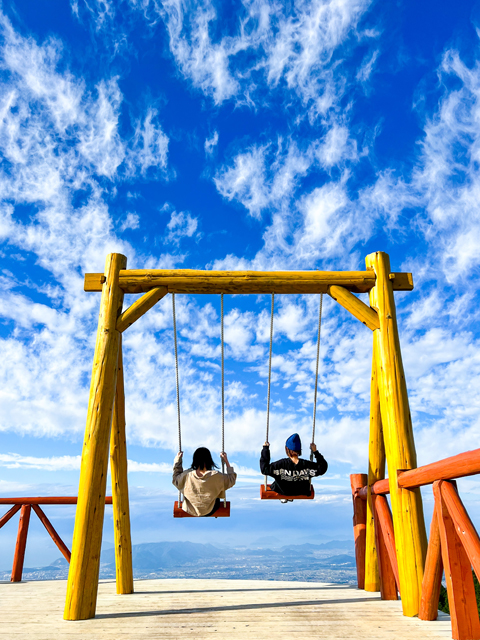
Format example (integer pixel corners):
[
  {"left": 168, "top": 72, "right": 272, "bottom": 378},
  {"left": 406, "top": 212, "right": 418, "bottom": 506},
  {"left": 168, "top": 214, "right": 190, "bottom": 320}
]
[{"left": 172, "top": 447, "right": 237, "bottom": 516}]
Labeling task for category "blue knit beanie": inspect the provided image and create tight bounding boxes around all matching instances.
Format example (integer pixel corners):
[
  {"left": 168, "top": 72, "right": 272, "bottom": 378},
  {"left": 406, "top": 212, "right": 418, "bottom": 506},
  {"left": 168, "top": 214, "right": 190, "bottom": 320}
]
[{"left": 286, "top": 433, "right": 302, "bottom": 452}]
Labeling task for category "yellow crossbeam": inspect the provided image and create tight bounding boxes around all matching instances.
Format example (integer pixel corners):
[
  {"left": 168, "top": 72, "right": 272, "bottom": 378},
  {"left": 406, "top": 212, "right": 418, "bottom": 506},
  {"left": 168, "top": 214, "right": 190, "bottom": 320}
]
[{"left": 84, "top": 269, "right": 413, "bottom": 294}]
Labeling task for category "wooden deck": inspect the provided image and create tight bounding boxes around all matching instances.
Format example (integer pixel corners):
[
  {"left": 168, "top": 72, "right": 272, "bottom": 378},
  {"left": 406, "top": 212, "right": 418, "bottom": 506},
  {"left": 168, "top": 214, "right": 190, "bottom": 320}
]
[{"left": 0, "top": 578, "right": 452, "bottom": 639}]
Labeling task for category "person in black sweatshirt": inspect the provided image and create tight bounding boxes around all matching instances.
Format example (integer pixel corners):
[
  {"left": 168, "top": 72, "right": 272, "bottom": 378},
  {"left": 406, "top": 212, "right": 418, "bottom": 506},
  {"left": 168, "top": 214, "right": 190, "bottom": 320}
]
[{"left": 260, "top": 433, "right": 328, "bottom": 502}]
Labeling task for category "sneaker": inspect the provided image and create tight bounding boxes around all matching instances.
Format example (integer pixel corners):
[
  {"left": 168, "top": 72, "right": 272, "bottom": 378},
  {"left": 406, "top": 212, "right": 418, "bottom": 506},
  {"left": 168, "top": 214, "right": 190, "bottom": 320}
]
[{"left": 280, "top": 499, "right": 288, "bottom": 504}]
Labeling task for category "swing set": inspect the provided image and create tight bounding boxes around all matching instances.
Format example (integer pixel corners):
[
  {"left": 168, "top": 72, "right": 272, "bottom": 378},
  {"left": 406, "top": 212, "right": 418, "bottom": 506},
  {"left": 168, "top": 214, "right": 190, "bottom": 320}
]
[
  {"left": 172, "top": 292, "right": 231, "bottom": 518},
  {"left": 172, "top": 288, "right": 324, "bottom": 514},
  {"left": 65, "top": 251, "right": 423, "bottom": 623}
]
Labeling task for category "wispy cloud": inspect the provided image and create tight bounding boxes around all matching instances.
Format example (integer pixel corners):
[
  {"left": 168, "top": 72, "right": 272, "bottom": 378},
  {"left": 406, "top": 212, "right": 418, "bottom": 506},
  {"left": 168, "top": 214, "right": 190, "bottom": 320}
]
[
  {"left": 0, "top": 453, "right": 172, "bottom": 473},
  {"left": 204, "top": 130, "right": 219, "bottom": 155}
]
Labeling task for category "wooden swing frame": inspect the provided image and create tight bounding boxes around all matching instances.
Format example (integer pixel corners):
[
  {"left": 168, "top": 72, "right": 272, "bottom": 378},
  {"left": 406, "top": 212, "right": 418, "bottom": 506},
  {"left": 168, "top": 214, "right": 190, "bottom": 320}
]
[{"left": 64, "top": 251, "right": 426, "bottom": 623}]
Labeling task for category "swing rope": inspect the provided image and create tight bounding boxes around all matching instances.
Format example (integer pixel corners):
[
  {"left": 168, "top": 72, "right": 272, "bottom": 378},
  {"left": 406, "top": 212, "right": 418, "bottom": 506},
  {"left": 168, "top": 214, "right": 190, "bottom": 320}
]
[
  {"left": 221, "top": 293, "right": 226, "bottom": 507},
  {"left": 172, "top": 293, "right": 182, "bottom": 503},
  {"left": 310, "top": 293, "right": 324, "bottom": 468},
  {"left": 265, "top": 293, "right": 275, "bottom": 490}
]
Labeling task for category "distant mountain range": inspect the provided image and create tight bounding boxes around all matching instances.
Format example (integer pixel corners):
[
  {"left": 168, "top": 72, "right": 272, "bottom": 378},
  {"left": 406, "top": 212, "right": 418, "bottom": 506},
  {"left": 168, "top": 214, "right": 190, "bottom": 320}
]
[
  {"left": 100, "top": 540, "right": 354, "bottom": 572},
  {"left": 2, "top": 540, "right": 355, "bottom": 582}
]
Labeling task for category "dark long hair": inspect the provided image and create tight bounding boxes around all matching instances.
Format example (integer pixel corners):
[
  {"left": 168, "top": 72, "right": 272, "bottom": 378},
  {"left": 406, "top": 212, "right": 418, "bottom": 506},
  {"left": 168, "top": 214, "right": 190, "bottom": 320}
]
[{"left": 191, "top": 447, "right": 218, "bottom": 471}]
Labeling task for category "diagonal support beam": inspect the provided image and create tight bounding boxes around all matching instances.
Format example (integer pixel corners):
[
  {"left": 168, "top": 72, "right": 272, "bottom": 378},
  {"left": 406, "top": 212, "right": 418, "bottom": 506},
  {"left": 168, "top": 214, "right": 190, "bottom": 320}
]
[
  {"left": 373, "top": 495, "right": 398, "bottom": 600},
  {"left": 375, "top": 495, "right": 400, "bottom": 590},
  {"left": 32, "top": 504, "right": 71, "bottom": 563},
  {"left": 419, "top": 502, "right": 443, "bottom": 621},
  {"left": 116, "top": 287, "right": 167, "bottom": 333},
  {"left": 441, "top": 480, "right": 480, "bottom": 580},
  {"left": 0, "top": 504, "right": 21, "bottom": 529},
  {"left": 328, "top": 285, "right": 380, "bottom": 330}
]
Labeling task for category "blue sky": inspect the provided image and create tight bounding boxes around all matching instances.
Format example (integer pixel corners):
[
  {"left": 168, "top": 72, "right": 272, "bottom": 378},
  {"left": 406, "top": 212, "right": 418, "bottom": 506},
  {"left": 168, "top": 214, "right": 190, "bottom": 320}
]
[{"left": 2, "top": 0, "right": 480, "bottom": 568}]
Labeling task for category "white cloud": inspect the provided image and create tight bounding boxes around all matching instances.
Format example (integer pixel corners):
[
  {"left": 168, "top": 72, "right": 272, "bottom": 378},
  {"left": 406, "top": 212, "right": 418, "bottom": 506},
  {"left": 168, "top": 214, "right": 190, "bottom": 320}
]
[
  {"left": 120, "top": 212, "right": 140, "bottom": 232},
  {"left": 0, "top": 453, "right": 81, "bottom": 471},
  {"left": 215, "top": 139, "right": 313, "bottom": 219},
  {"left": 315, "top": 123, "right": 358, "bottom": 168},
  {"left": 160, "top": 0, "right": 242, "bottom": 104},
  {"left": 165, "top": 209, "right": 199, "bottom": 244},
  {"left": 204, "top": 130, "right": 219, "bottom": 155},
  {"left": 126, "top": 460, "right": 172, "bottom": 473},
  {"left": 127, "top": 107, "right": 169, "bottom": 176},
  {"left": 356, "top": 49, "right": 378, "bottom": 84},
  {"left": 0, "top": 453, "right": 172, "bottom": 474},
  {"left": 0, "top": 12, "right": 175, "bottom": 443},
  {"left": 137, "top": 0, "right": 373, "bottom": 117}
]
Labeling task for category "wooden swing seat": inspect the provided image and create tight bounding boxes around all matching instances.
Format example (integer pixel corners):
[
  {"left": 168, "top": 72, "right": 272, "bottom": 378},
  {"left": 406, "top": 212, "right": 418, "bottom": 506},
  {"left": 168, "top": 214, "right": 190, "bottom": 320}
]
[
  {"left": 173, "top": 501, "right": 231, "bottom": 518},
  {"left": 260, "top": 485, "right": 315, "bottom": 500}
]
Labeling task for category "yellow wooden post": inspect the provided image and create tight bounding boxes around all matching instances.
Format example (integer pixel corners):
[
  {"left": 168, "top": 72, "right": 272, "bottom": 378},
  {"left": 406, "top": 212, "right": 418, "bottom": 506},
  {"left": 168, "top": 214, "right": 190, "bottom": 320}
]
[
  {"left": 110, "top": 336, "right": 134, "bottom": 595},
  {"left": 64, "top": 253, "right": 127, "bottom": 621},
  {"left": 365, "top": 342, "right": 384, "bottom": 592},
  {"left": 366, "top": 251, "right": 427, "bottom": 616}
]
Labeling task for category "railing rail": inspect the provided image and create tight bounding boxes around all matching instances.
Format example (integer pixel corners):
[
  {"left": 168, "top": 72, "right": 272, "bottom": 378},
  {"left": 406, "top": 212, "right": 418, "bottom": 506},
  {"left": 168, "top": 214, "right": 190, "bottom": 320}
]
[
  {"left": 358, "top": 448, "right": 480, "bottom": 500},
  {"left": 351, "top": 447, "right": 480, "bottom": 640},
  {"left": 0, "top": 497, "right": 112, "bottom": 583}
]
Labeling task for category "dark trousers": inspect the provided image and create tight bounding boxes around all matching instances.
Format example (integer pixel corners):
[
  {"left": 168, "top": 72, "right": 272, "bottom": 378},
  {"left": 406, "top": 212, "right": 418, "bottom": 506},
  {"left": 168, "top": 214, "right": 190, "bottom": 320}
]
[{"left": 202, "top": 498, "right": 221, "bottom": 517}]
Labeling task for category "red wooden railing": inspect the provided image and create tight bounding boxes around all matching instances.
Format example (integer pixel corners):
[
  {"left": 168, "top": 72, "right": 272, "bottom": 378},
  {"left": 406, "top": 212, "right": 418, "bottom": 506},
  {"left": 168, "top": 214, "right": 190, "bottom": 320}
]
[
  {"left": 0, "top": 497, "right": 112, "bottom": 583},
  {"left": 351, "top": 448, "right": 480, "bottom": 640}
]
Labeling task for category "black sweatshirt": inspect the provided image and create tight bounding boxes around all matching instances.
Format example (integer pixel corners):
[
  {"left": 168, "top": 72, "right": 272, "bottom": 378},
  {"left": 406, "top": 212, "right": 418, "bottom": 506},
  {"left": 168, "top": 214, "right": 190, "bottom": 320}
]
[{"left": 260, "top": 446, "right": 328, "bottom": 496}]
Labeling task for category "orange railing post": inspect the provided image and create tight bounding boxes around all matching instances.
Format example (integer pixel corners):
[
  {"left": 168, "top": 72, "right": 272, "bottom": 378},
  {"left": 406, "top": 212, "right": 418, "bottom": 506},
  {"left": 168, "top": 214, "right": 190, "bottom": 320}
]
[
  {"left": 0, "top": 496, "right": 113, "bottom": 579},
  {"left": 434, "top": 481, "right": 480, "bottom": 640},
  {"left": 355, "top": 447, "right": 480, "bottom": 637},
  {"left": 350, "top": 473, "right": 367, "bottom": 589},
  {"left": 11, "top": 504, "right": 31, "bottom": 582}
]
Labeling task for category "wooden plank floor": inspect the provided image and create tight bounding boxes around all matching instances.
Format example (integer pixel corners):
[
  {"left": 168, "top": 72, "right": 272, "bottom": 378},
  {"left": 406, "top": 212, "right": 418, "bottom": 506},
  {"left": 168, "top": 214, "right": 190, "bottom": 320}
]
[{"left": 0, "top": 578, "right": 452, "bottom": 639}]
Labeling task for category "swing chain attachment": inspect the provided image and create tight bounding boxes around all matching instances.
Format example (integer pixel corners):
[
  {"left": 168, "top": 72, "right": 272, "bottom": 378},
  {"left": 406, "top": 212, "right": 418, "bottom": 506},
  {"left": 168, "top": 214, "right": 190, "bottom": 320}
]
[
  {"left": 221, "top": 293, "right": 226, "bottom": 507},
  {"left": 265, "top": 293, "right": 275, "bottom": 491},
  {"left": 311, "top": 293, "right": 324, "bottom": 466},
  {"left": 172, "top": 293, "right": 182, "bottom": 504}
]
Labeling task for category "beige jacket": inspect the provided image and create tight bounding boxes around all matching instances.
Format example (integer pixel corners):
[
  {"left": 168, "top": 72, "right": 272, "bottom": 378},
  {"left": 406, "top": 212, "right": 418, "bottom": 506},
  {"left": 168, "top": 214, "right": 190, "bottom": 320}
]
[{"left": 172, "top": 455, "right": 237, "bottom": 516}]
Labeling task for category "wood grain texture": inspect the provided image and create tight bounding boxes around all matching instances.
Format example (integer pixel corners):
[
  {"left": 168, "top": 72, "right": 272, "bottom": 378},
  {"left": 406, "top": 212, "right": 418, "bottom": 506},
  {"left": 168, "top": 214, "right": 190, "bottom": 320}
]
[
  {"left": 398, "top": 448, "right": 480, "bottom": 489},
  {"left": 360, "top": 448, "right": 480, "bottom": 499},
  {"left": 441, "top": 480, "right": 480, "bottom": 581},
  {"left": 86, "top": 269, "right": 378, "bottom": 294},
  {"left": 11, "top": 504, "right": 31, "bottom": 582},
  {"left": 419, "top": 502, "right": 443, "bottom": 622},
  {"left": 366, "top": 251, "right": 427, "bottom": 617},
  {"left": 116, "top": 287, "right": 168, "bottom": 332},
  {"left": 0, "top": 578, "right": 453, "bottom": 640},
  {"left": 350, "top": 474, "right": 367, "bottom": 590},
  {"left": 110, "top": 338, "right": 134, "bottom": 595},
  {"left": 85, "top": 270, "right": 414, "bottom": 294},
  {"left": 434, "top": 481, "right": 480, "bottom": 640},
  {"left": 260, "top": 485, "right": 315, "bottom": 500},
  {"left": 328, "top": 285, "right": 380, "bottom": 330},
  {"left": 375, "top": 496, "right": 400, "bottom": 590},
  {"left": 358, "top": 478, "right": 389, "bottom": 500},
  {"left": 373, "top": 495, "right": 399, "bottom": 601},
  {"left": 65, "top": 253, "right": 127, "bottom": 621},
  {"left": 365, "top": 346, "right": 384, "bottom": 592},
  {"left": 173, "top": 501, "right": 231, "bottom": 518},
  {"left": 32, "top": 504, "right": 71, "bottom": 563}
]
